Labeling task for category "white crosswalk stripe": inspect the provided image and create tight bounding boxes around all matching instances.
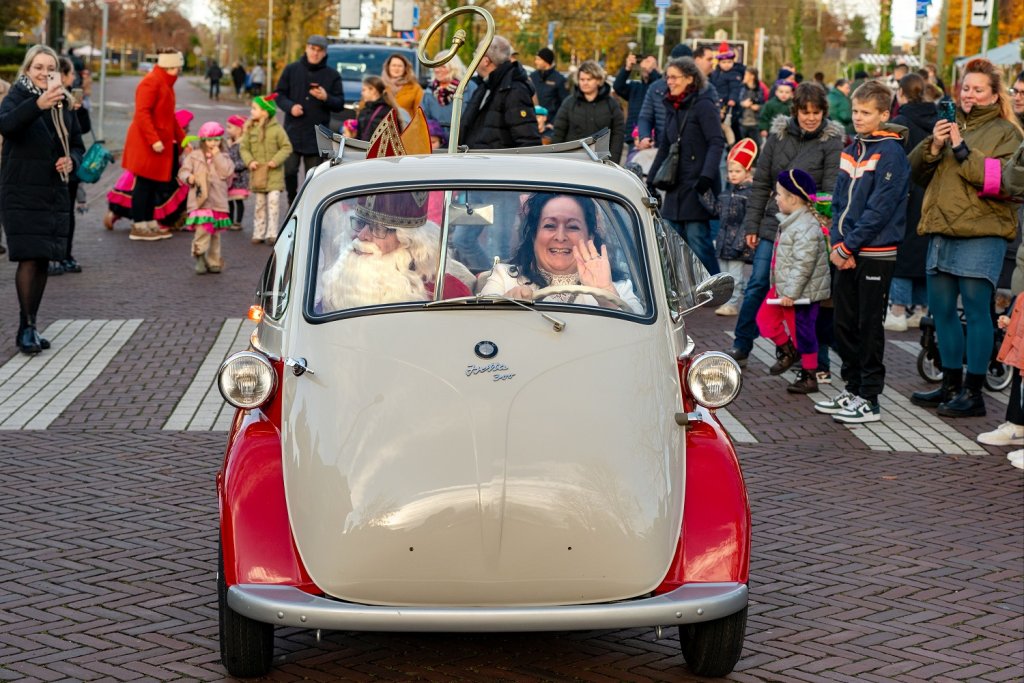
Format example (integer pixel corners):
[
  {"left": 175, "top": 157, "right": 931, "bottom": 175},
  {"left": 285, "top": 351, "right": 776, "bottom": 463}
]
[
  {"left": 163, "top": 318, "right": 256, "bottom": 431},
  {"left": 0, "top": 319, "right": 143, "bottom": 430},
  {"left": 717, "top": 408, "right": 758, "bottom": 444}
]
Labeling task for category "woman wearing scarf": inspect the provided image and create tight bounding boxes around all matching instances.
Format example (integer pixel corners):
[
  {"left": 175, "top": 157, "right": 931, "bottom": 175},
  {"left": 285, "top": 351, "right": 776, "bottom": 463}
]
[
  {"left": 420, "top": 54, "right": 476, "bottom": 138},
  {"left": 381, "top": 53, "right": 423, "bottom": 119},
  {"left": 0, "top": 45, "right": 84, "bottom": 354}
]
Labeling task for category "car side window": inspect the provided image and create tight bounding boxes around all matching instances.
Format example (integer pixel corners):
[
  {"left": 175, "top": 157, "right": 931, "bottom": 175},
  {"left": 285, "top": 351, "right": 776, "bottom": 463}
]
[
  {"left": 657, "top": 219, "right": 684, "bottom": 316},
  {"left": 257, "top": 217, "right": 297, "bottom": 320}
]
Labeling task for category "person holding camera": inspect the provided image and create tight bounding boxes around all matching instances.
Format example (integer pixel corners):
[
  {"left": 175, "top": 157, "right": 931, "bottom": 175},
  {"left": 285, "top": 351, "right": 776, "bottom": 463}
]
[
  {"left": 908, "top": 58, "right": 1023, "bottom": 418},
  {"left": 0, "top": 45, "right": 84, "bottom": 355}
]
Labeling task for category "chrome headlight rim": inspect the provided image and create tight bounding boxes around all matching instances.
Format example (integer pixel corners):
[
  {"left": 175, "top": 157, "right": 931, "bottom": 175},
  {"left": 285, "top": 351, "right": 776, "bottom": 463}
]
[
  {"left": 218, "top": 351, "right": 278, "bottom": 410},
  {"left": 686, "top": 350, "right": 742, "bottom": 409}
]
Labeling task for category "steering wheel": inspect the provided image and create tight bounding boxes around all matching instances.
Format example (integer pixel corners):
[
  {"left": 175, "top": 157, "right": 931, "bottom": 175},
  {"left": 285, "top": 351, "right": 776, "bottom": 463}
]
[{"left": 531, "top": 284, "right": 630, "bottom": 311}]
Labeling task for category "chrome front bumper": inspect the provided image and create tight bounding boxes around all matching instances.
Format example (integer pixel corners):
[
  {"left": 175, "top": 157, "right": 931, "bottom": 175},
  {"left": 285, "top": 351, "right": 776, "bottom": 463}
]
[{"left": 228, "top": 582, "right": 747, "bottom": 632}]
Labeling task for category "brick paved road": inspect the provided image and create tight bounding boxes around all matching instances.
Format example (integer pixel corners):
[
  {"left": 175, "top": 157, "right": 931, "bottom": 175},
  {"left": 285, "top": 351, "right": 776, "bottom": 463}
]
[{"left": 0, "top": 77, "right": 1021, "bottom": 682}]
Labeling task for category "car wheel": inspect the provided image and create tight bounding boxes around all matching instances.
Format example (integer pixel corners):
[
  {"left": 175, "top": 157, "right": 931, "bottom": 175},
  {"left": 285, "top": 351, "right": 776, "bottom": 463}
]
[
  {"left": 917, "top": 349, "right": 943, "bottom": 384},
  {"left": 218, "top": 542, "right": 274, "bottom": 678},
  {"left": 678, "top": 605, "right": 747, "bottom": 678}
]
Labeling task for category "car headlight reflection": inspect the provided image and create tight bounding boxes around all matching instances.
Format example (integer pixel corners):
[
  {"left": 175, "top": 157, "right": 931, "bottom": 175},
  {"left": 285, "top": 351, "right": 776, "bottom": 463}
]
[
  {"left": 686, "top": 351, "right": 742, "bottom": 409},
  {"left": 218, "top": 351, "right": 277, "bottom": 409}
]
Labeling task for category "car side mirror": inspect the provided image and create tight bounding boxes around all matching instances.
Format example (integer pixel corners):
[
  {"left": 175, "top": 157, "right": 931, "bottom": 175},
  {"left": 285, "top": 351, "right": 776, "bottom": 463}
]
[{"left": 685, "top": 272, "right": 735, "bottom": 314}]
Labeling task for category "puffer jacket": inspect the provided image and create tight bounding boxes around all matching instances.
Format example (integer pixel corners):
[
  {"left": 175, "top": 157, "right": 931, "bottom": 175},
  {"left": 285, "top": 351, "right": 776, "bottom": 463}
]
[
  {"left": 460, "top": 61, "right": 541, "bottom": 149},
  {"left": 0, "top": 79, "right": 84, "bottom": 261},
  {"left": 239, "top": 119, "right": 293, "bottom": 192},
  {"left": 830, "top": 124, "right": 910, "bottom": 260},
  {"left": 714, "top": 180, "right": 754, "bottom": 261},
  {"left": 772, "top": 207, "right": 830, "bottom": 302},
  {"left": 743, "top": 116, "right": 844, "bottom": 241},
  {"left": 909, "top": 103, "right": 1022, "bottom": 240},
  {"left": 997, "top": 294, "right": 1023, "bottom": 370},
  {"left": 550, "top": 82, "right": 624, "bottom": 163}
]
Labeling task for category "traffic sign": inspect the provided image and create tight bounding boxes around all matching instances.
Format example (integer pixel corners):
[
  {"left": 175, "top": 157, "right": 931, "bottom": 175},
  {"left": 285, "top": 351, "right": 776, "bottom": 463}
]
[
  {"left": 915, "top": 1, "right": 928, "bottom": 17},
  {"left": 655, "top": 0, "right": 671, "bottom": 7},
  {"left": 971, "top": 0, "right": 992, "bottom": 27},
  {"left": 655, "top": 8, "right": 666, "bottom": 47}
]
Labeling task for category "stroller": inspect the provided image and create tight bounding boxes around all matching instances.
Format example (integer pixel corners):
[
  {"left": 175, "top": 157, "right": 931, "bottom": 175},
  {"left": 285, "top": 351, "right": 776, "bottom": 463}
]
[{"left": 916, "top": 311, "right": 1012, "bottom": 392}]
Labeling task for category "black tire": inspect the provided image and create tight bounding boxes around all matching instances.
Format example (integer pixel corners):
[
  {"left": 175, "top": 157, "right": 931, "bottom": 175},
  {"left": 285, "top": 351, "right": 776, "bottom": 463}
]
[
  {"left": 917, "top": 349, "right": 943, "bottom": 384},
  {"left": 986, "top": 361, "right": 1013, "bottom": 392},
  {"left": 218, "top": 542, "right": 274, "bottom": 678},
  {"left": 678, "top": 605, "right": 747, "bottom": 678}
]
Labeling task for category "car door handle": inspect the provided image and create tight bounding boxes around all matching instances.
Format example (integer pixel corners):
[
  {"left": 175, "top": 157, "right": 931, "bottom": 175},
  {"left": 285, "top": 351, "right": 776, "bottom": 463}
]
[{"left": 285, "top": 357, "right": 314, "bottom": 377}]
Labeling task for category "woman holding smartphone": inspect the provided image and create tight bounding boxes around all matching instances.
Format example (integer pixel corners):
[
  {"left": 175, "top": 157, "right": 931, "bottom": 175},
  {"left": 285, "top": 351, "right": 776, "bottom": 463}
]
[
  {"left": 0, "top": 44, "right": 84, "bottom": 354},
  {"left": 909, "top": 58, "right": 1023, "bottom": 417}
]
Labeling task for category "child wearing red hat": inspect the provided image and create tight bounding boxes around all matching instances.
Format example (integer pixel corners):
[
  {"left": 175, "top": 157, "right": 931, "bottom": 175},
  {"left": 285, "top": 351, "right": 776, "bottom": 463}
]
[
  {"left": 224, "top": 114, "right": 249, "bottom": 230},
  {"left": 713, "top": 138, "right": 758, "bottom": 316}
]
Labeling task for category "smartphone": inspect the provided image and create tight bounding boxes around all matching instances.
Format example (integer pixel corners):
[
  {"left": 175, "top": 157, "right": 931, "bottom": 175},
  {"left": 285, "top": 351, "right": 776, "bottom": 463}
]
[
  {"left": 71, "top": 87, "right": 83, "bottom": 103},
  {"left": 938, "top": 100, "right": 956, "bottom": 123},
  {"left": 46, "top": 71, "right": 61, "bottom": 90},
  {"left": 309, "top": 82, "right": 319, "bottom": 88}
]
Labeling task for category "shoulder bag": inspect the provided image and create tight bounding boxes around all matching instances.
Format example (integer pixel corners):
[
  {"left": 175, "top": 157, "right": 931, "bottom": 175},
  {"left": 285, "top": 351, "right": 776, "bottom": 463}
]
[
  {"left": 76, "top": 133, "right": 115, "bottom": 184},
  {"left": 652, "top": 107, "right": 691, "bottom": 191}
]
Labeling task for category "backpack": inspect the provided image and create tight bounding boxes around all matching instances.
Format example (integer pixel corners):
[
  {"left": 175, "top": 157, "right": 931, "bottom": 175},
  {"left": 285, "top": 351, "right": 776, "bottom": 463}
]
[{"left": 76, "top": 135, "right": 115, "bottom": 184}]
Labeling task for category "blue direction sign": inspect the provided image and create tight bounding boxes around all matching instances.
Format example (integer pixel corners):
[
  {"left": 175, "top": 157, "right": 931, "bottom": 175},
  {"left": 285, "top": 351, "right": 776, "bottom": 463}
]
[
  {"left": 655, "top": 0, "right": 671, "bottom": 7},
  {"left": 915, "top": 1, "right": 929, "bottom": 16}
]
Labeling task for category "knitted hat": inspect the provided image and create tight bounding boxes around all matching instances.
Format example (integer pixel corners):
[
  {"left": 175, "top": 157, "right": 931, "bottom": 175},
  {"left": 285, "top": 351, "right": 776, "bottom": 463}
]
[
  {"left": 198, "top": 121, "right": 225, "bottom": 139},
  {"left": 254, "top": 92, "right": 278, "bottom": 115},
  {"left": 534, "top": 105, "right": 549, "bottom": 116},
  {"left": 426, "top": 119, "right": 447, "bottom": 146},
  {"left": 670, "top": 43, "right": 693, "bottom": 59},
  {"left": 355, "top": 191, "right": 428, "bottom": 229},
  {"left": 776, "top": 168, "right": 817, "bottom": 203},
  {"left": 174, "top": 109, "right": 194, "bottom": 129},
  {"left": 727, "top": 138, "right": 758, "bottom": 171},
  {"left": 226, "top": 114, "right": 246, "bottom": 128},
  {"left": 716, "top": 41, "right": 735, "bottom": 60},
  {"left": 774, "top": 79, "right": 796, "bottom": 91},
  {"left": 157, "top": 51, "right": 184, "bottom": 69},
  {"left": 536, "top": 47, "right": 555, "bottom": 66}
]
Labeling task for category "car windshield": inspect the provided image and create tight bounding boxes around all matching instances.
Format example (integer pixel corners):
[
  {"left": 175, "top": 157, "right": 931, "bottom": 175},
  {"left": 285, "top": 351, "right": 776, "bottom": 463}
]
[
  {"left": 311, "top": 189, "right": 652, "bottom": 318},
  {"left": 328, "top": 47, "right": 412, "bottom": 81}
]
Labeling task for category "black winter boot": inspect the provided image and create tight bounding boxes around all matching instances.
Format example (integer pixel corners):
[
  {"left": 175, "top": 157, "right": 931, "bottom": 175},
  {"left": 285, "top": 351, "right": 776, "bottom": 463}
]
[
  {"left": 786, "top": 369, "right": 819, "bottom": 394},
  {"left": 16, "top": 312, "right": 41, "bottom": 355},
  {"left": 911, "top": 367, "right": 962, "bottom": 407},
  {"left": 769, "top": 340, "right": 798, "bottom": 375},
  {"left": 937, "top": 372, "right": 987, "bottom": 417}
]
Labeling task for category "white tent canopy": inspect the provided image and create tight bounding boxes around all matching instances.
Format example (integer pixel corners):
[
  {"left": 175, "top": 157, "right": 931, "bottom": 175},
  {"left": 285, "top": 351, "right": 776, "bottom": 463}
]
[
  {"left": 857, "top": 54, "right": 922, "bottom": 68},
  {"left": 72, "top": 45, "right": 103, "bottom": 58},
  {"left": 955, "top": 39, "right": 1023, "bottom": 68}
]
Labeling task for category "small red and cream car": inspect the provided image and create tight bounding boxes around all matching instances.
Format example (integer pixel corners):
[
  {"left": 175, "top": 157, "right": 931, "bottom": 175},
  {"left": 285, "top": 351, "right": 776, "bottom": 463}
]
[{"left": 216, "top": 23, "right": 749, "bottom": 677}]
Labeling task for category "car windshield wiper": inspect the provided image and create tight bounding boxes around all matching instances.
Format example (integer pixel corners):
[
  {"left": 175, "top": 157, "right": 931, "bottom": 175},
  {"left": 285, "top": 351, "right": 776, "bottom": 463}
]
[{"left": 424, "top": 294, "right": 566, "bottom": 332}]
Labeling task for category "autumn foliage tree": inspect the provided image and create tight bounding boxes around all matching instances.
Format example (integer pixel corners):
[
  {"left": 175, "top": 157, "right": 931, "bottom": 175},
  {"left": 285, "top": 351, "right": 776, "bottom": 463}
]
[{"left": 936, "top": 0, "right": 1023, "bottom": 68}]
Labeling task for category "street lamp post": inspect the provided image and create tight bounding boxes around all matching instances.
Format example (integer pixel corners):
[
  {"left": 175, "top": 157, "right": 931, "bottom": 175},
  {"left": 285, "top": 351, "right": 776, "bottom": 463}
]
[{"left": 256, "top": 19, "right": 266, "bottom": 71}]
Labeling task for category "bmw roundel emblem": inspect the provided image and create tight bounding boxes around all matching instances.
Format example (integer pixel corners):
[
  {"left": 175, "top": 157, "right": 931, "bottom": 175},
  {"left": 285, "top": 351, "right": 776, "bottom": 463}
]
[{"left": 474, "top": 341, "right": 498, "bottom": 359}]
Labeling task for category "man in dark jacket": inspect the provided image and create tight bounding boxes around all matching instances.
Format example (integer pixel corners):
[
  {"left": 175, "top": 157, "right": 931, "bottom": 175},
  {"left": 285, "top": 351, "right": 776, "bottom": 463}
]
[
  {"left": 274, "top": 35, "right": 345, "bottom": 203},
  {"left": 530, "top": 47, "right": 567, "bottom": 121},
  {"left": 460, "top": 36, "right": 541, "bottom": 149},
  {"left": 206, "top": 61, "right": 223, "bottom": 100},
  {"left": 613, "top": 53, "right": 660, "bottom": 146}
]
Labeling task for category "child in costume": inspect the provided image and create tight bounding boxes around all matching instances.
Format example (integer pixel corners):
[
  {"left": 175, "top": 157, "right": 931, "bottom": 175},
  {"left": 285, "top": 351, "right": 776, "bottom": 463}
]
[
  {"left": 240, "top": 93, "right": 292, "bottom": 245},
  {"left": 713, "top": 138, "right": 758, "bottom": 315},
  {"left": 224, "top": 114, "right": 249, "bottom": 230},
  {"left": 179, "top": 122, "right": 234, "bottom": 273}
]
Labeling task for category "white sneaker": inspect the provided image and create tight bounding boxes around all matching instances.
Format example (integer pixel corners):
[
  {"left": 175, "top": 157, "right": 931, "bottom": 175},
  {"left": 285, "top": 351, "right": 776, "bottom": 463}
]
[
  {"left": 833, "top": 395, "right": 882, "bottom": 423},
  {"left": 1008, "top": 449, "right": 1024, "bottom": 469},
  {"left": 715, "top": 303, "right": 739, "bottom": 316},
  {"left": 814, "top": 390, "right": 855, "bottom": 415},
  {"left": 883, "top": 310, "right": 908, "bottom": 332},
  {"left": 977, "top": 422, "right": 1024, "bottom": 446},
  {"left": 906, "top": 308, "right": 927, "bottom": 328}
]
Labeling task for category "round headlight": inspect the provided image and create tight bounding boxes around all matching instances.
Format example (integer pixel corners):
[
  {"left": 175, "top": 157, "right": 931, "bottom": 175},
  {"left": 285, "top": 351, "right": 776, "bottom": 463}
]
[
  {"left": 218, "top": 351, "right": 277, "bottom": 409},
  {"left": 686, "top": 351, "right": 742, "bottom": 409}
]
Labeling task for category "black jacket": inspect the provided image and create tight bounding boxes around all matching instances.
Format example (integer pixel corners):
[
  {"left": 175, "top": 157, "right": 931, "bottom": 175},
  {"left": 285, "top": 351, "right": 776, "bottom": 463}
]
[
  {"left": 274, "top": 55, "right": 345, "bottom": 155},
  {"left": 231, "top": 65, "right": 247, "bottom": 89},
  {"left": 613, "top": 68, "right": 660, "bottom": 135},
  {"left": 892, "top": 100, "right": 938, "bottom": 279},
  {"left": 460, "top": 61, "right": 541, "bottom": 150},
  {"left": 356, "top": 99, "right": 393, "bottom": 142},
  {"left": 650, "top": 85, "right": 725, "bottom": 223},
  {"left": 0, "top": 81, "right": 84, "bottom": 261},
  {"left": 743, "top": 116, "right": 845, "bottom": 241},
  {"left": 529, "top": 66, "right": 567, "bottom": 120},
  {"left": 551, "top": 83, "right": 624, "bottom": 163}
]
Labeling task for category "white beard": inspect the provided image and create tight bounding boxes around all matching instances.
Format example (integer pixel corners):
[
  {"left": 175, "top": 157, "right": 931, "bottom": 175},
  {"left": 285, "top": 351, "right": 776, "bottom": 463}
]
[{"left": 320, "top": 239, "right": 429, "bottom": 311}]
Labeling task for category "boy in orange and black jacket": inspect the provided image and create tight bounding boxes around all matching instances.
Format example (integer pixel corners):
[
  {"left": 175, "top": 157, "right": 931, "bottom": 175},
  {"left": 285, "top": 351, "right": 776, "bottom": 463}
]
[{"left": 813, "top": 81, "right": 910, "bottom": 424}]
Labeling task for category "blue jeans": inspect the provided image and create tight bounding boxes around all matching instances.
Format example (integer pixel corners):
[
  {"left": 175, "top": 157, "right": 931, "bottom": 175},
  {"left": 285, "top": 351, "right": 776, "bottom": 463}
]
[
  {"left": 889, "top": 276, "right": 928, "bottom": 308},
  {"left": 732, "top": 238, "right": 773, "bottom": 352},
  {"left": 668, "top": 220, "right": 720, "bottom": 277},
  {"left": 927, "top": 271, "right": 993, "bottom": 375}
]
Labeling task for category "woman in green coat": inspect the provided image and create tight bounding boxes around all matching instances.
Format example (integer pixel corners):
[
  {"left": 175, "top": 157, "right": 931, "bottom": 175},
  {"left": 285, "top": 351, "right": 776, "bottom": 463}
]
[
  {"left": 908, "top": 58, "right": 1023, "bottom": 418},
  {"left": 240, "top": 93, "right": 292, "bottom": 244}
]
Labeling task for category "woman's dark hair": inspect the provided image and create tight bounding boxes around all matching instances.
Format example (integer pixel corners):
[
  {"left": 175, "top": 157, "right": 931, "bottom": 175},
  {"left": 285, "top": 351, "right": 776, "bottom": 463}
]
[
  {"left": 745, "top": 67, "right": 760, "bottom": 86},
  {"left": 898, "top": 73, "right": 926, "bottom": 104},
  {"left": 665, "top": 56, "right": 706, "bottom": 94},
  {"left": 790, "top": 81, "right": 829, "bottom": 117},
  {"left": 510, "top": 192, "right": 604, "bottom": 286},
  {"left": 58, "top": 55, "right": 74, "bottom": 77}
]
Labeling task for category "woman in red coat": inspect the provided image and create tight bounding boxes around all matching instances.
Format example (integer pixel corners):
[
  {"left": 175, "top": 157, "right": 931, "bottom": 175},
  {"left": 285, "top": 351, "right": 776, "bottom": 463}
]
[{"left": 121, "top": 49, "right": 184, "bottom": 241}]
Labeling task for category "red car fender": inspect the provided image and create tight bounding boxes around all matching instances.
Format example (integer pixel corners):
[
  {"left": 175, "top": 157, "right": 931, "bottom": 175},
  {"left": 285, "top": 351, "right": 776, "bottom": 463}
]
[
  {"left": 655, "top": 406, "right": 751, "bottom": 593},
  {"left": 218, "top": 409, "right": 318, "bottom": 593}
]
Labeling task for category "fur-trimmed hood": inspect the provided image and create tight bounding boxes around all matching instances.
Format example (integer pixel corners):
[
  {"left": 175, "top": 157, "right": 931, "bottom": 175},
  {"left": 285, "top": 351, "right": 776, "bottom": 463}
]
[{"left": 768, "top": 115, "right": 845, "bottom": 142}]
